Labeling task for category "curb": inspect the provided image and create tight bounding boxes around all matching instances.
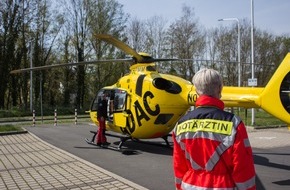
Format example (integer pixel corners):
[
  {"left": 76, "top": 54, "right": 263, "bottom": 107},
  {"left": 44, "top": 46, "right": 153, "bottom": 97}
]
[{"left": 246, "top": 124, "right": 288, "bottom": 131}]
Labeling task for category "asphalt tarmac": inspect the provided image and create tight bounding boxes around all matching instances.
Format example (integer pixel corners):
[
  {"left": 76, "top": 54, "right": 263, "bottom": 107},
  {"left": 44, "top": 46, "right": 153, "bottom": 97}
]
[{"left": 3, "top": 123, "right": 290, "bottom": 189}]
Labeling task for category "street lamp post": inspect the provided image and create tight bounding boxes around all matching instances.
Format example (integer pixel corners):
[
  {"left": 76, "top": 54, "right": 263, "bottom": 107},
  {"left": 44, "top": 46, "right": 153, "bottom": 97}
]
[
  {"left": 218, "top": 18, "right": 241, "bottom": 87},
  {"left": 251, "top": 0, "right": 255, "bottom": 125}
]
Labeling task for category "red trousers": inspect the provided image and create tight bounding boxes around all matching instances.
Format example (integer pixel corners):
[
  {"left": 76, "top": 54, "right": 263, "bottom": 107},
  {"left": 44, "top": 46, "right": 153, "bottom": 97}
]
[{"left": 96, "top": 117, "right": 107, "bottom": 144}]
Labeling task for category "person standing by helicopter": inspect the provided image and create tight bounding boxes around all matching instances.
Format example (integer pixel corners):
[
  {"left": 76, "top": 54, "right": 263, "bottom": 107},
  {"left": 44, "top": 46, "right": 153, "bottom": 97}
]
[
  {"left": 96, "top": 93, "right": 110, "bottom": 146},
  {"left": 173, "top": 68, "right": 256, "bottom": 190}
]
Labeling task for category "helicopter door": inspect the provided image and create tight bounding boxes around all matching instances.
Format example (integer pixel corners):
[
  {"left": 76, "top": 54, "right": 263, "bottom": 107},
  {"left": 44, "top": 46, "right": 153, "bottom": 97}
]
[
  {"left": 113, "top": 112, "right": 128, "bottom": 128},
  {"left": 110, "top": 90, "right": 128, "bottom": 128}
]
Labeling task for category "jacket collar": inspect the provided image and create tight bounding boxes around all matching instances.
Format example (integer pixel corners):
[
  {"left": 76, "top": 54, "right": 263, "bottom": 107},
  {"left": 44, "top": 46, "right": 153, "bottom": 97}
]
[{"left": 195, "top": 95, "right": 224, "bottom": 110}]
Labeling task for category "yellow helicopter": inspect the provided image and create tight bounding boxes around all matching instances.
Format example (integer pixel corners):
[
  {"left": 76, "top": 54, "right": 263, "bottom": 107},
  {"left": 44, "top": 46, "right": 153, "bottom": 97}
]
[{"left": 11, "top": 34, "right": 290, "bottom": 149}]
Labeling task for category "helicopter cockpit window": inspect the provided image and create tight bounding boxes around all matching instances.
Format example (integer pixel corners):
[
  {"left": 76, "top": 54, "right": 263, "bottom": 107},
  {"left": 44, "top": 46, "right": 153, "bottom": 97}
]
[
  {"left": 280, "top": 72, "right": 290, "bottom": 113},
  {"left": 91, "top": 97, "right": 98, "bottom": 111}
]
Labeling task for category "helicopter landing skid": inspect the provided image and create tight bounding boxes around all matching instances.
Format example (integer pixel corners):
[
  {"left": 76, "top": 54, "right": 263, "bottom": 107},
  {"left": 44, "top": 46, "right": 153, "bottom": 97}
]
[
  {"left": 86, "top": 130, "right": 120, "bottom": 149},
  {"left": 88, "top": 130, "right": 130, "bottom": 148},
  {"left": 85, "top": 138, "right": 137, "bottom": 155},
  {"left": 87, "top": 130, "right": 172, "bottom": 151},
  {"left": 104, "top": 132, "right": 172, "bottom": 148},
  {"left": 87, "top": 131, "right": 132, "bottom": 150},
  {"left": 85, "top": 138, "right": 119, "bottom": 150}
]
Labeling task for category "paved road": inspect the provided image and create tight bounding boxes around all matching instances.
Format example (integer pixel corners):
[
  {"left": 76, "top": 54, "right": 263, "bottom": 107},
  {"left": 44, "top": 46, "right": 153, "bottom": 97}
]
[
  {"left": 2, "top": 123, "right": 290, "bottom": 189},
  {"left": 247, "top": 127, "right": 290, "bottom": 189}
]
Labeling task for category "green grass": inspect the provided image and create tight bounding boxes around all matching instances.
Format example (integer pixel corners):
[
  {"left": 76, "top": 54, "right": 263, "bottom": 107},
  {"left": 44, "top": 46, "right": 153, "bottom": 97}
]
[
  {"left": 234, "top": 108, "right": 286, "bottom": 127},
  {"left": 0, "top": 125, "right": 24, "bottom": 132}
]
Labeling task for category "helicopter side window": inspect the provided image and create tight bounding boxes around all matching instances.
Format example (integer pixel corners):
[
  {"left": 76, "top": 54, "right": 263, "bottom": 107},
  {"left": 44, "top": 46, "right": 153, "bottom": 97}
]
[
  {"left": 153, "top": 78, "right": 182, "bottom": 94},
  {"left": 91, "top": 89, "right": 126, "bottom": 114},
  {"left": 91, "top": 91, "right": 105, "bottom": 111},
  {"left": 113, "top": 91, "right": 126, "bottom": 111}
]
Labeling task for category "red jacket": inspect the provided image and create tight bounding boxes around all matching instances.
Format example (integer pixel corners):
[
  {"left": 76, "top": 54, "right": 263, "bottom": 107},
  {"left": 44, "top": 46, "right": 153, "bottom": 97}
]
[{"left": 173, "top": 95, "right": 256, "bottom": 190}]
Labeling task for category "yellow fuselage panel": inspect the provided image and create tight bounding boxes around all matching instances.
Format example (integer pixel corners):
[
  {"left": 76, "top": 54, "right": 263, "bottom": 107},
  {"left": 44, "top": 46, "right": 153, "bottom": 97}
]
[{"left": 125, "top": 73, "right": 190, "bottom": 138}]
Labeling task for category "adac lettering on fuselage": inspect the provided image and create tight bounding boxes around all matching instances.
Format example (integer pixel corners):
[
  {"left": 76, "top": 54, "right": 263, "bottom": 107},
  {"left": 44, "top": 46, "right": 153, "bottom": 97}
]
[
  {"left": 176, "top": 119, "right": 233, "bottom": 136},
  {"left": 134, "top": 90, "right": 160, "bottom": 127}
]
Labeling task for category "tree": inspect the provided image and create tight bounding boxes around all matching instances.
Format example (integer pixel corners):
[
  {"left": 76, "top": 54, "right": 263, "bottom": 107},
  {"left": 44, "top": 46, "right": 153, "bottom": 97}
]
[
  {"left": 58, "top": 32, "right": 75, "bottom": 106},
  {"left": 0, "top": 0, "right": 22, "bottom": 109},
  {"left": 251, "top": 30, "right": 290, "bottom": 87},
  {"left": 88, "top": 0, "right": 128, "bottom": 96},
  {"left": 126, "top": 16, "right": 170, "bottom": 72},
  {"left": 166, "top": 5, "right": 205, "bottom": 80},
  {"left": 126, "top": 17, "right": 146, "bottom": 52},
  {"left": 1, "top": 1, "right": 289, "bottom": 113},
  {"left": 17, "top": 0, "right": 31, "bottom": 110},
  {"left": 56, "top": 0, "right": 91, "bottom": 109},
  {"left": 144, "top": 16, "right": 168, "bottom": 57},
  {"left": 56, "top": 0, "right": 128, "bottom": 109},
  {"left": 209, "top": 25, "right": 238, "bottom": 85}
]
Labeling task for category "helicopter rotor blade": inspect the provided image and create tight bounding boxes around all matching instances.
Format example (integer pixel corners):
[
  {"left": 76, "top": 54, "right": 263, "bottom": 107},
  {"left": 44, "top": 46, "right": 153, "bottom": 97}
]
[
  {"left": 11, "top": 34, "right": 180, "bottom": 75},
  {"left": 96, "top": 34, "right": 144, "bottom": 63},
  {"left": 152, "top": 58, "right": 180, "bottom": 62},
  {"left": 96, "top": 34, "right": 180, "bottom": 63},
  {"left": 10, "top": 59, "right": 133, "bottom": 74}
]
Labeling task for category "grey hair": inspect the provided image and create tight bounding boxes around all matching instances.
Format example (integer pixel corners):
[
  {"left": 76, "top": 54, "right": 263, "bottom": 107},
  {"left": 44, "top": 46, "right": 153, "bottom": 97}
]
[{"left": 192, "top": 68, "right": 223, "bottom": 98}]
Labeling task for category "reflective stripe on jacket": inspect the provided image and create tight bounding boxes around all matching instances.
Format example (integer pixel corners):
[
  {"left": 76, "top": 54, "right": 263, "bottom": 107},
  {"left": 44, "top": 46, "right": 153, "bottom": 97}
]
[{"left": 173, "top": 96, "right": 256, "bottom": 190}]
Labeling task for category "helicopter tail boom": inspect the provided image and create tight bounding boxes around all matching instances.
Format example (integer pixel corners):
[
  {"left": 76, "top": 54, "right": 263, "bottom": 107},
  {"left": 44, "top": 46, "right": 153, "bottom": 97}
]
[
  {"left": 223, "top": 53, "right": 290, "bottom": 125},
  {"left": 188, "top": 53, "right": 290, "bottom": 125}
]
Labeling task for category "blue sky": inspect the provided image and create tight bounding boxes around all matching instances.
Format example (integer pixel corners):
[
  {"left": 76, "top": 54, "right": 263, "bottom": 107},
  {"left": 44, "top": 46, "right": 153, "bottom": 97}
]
[{"left": 118, "top": 0, "right": 290, "bottom": 36}]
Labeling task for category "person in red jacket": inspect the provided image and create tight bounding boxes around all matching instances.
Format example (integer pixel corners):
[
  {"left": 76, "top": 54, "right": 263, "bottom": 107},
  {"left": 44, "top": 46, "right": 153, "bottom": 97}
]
[
  {"left": 173, "top": 68, "right": 256, "bottom": 190},
  {"left": 96, "top": 93, "right": 110, "bottom": 146}
]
